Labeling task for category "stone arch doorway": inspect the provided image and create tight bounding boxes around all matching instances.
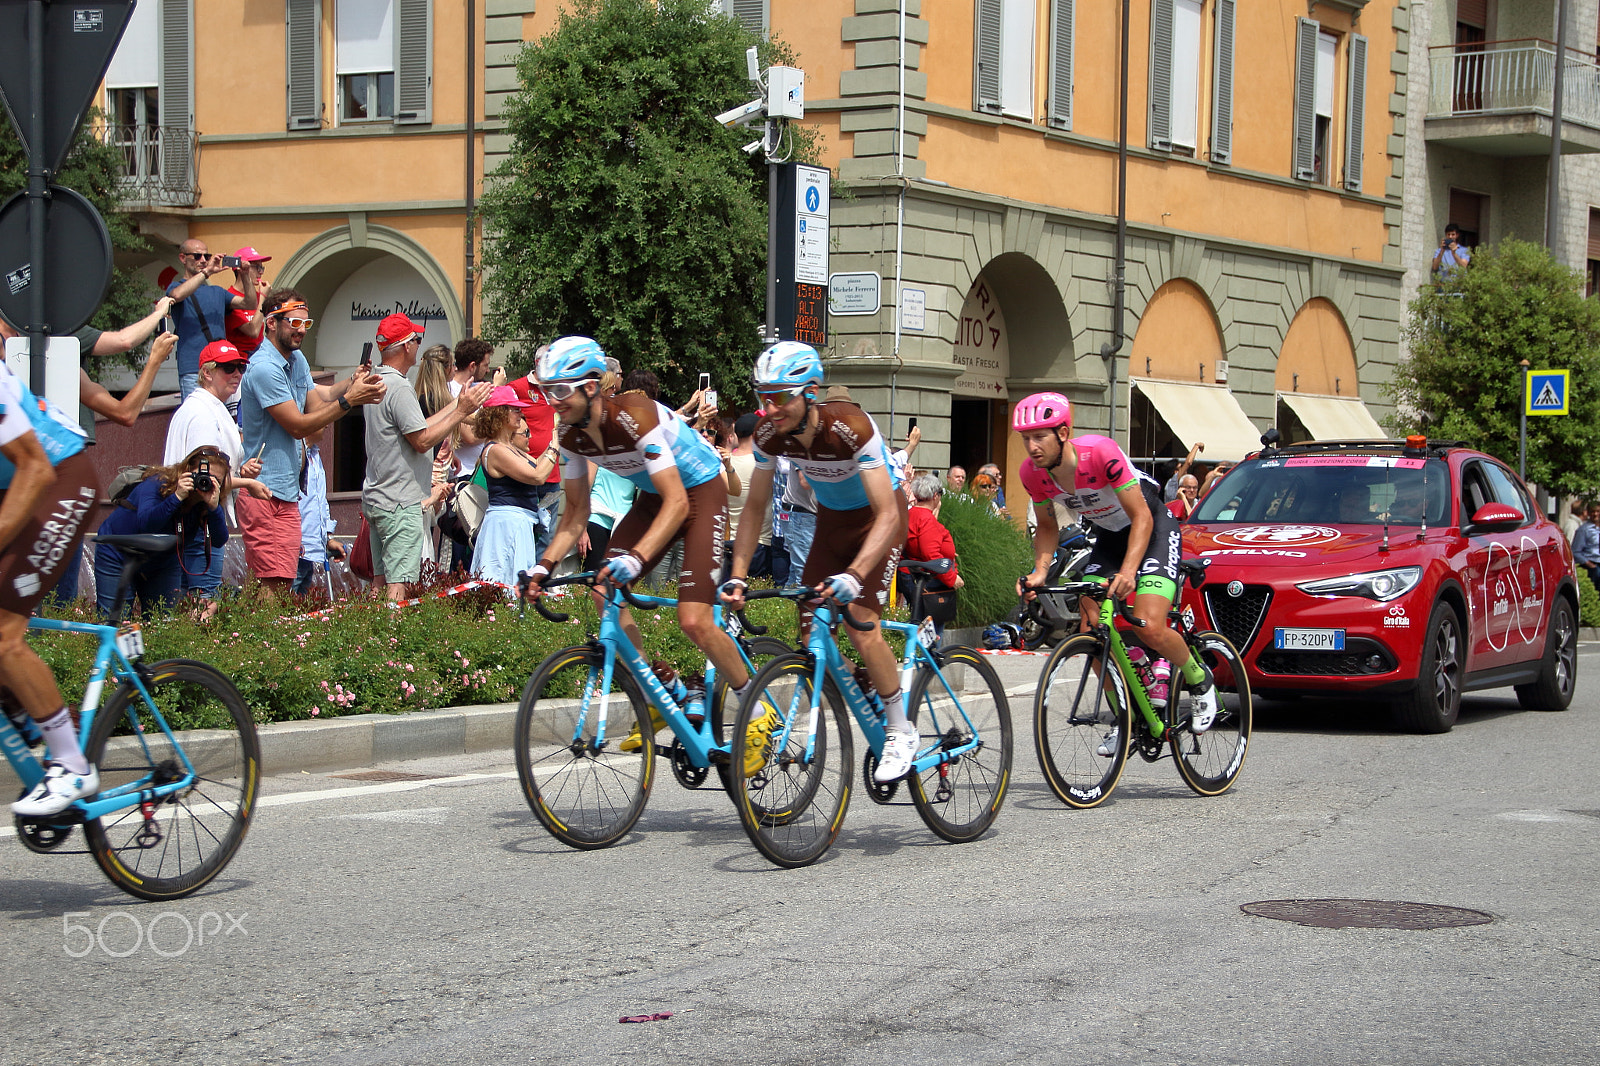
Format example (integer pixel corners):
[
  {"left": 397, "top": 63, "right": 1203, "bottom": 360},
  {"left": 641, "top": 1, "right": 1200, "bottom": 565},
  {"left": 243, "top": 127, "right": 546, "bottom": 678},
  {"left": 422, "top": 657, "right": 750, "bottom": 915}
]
[
  {"left": 1127, "top": 280, "right": 1240, "bottom": 465},
  {"left": 1276, "top": 298, "right": 1384, "bottom": 443},
  {"left": 273, "top": 224, "right": 463, "bottom": 370},
  {"left": 953, "top": 252, "right": 1072, "bottom": 520}
]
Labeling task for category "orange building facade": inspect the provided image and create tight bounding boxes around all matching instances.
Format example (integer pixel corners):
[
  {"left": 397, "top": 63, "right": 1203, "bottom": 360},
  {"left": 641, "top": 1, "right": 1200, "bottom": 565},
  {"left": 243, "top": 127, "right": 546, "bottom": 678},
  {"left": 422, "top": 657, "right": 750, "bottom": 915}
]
[{"left": 98, "top": 0, "right": 1408, "bottom": 498}]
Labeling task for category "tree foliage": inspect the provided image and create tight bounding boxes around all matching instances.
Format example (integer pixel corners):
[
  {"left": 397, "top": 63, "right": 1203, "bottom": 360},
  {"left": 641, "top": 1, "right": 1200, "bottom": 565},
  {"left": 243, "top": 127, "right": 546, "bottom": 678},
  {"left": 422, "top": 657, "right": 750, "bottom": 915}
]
[
  {"left": 477, "top": 0, "right": 807, "bottom": 404},
  {"left": 1388, "top": 238, "right": 1600, "bottom": 497},
  {"left": 0, "top": 109, "right": 157, "bottom": 375}
]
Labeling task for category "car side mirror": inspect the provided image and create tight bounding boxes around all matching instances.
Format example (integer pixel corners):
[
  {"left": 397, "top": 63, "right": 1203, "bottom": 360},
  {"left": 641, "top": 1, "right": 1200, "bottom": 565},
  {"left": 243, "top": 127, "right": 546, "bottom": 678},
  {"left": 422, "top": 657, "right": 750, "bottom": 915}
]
[{"left": 1468, "top": 503, "right": 1523, "bottom": 529}]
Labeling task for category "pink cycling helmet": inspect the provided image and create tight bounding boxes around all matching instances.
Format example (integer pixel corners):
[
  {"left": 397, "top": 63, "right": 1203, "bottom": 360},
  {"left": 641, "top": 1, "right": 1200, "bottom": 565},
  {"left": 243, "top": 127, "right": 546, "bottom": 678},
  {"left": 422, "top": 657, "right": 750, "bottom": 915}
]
[{"left": 1012, "top": 392, "right": 1073, "bottom": 433}]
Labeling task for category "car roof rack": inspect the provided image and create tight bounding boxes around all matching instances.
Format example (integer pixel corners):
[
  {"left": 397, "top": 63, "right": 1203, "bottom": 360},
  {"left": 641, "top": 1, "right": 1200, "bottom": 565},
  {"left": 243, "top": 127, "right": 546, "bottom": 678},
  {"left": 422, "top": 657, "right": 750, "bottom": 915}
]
[{"left": 1272, "top": 438, "right": 1470, "bottom": 457}]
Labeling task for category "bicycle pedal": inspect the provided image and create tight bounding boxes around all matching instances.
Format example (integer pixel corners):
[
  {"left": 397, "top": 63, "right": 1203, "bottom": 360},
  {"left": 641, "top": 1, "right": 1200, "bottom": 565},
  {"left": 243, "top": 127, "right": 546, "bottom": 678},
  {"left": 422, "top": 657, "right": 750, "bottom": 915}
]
[{"left": 14, "top": 808, "right": 84, "bottom": 827}]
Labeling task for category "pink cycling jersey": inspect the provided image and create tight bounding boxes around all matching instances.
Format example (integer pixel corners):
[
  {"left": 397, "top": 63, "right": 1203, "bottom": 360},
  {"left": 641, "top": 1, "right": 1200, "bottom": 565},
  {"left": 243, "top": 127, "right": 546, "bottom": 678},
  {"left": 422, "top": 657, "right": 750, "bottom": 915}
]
[{"left": 1019, "top": 434, "right": 1146, "bottom": 532}]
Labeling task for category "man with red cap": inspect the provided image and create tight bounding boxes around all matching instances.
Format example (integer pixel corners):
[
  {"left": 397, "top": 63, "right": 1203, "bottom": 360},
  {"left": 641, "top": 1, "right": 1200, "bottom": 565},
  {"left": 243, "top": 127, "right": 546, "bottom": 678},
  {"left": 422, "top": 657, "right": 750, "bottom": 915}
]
[
  {"left": 225, "top": 246, "right": 272, "bottom": 356},
  {"left": 363, "top": 313, "right": 492, "bottom": 600}
]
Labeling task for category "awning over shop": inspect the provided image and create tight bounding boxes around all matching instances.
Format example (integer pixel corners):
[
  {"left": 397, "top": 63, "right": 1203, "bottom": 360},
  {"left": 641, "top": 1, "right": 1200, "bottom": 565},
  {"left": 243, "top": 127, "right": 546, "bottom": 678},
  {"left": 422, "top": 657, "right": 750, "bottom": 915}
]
[
  {"left": 1278, "top": 391, "right": 1387, "bottom": 442},
  {"left": 1132, "top": 378, "right": 1264, "bottom": 462}
]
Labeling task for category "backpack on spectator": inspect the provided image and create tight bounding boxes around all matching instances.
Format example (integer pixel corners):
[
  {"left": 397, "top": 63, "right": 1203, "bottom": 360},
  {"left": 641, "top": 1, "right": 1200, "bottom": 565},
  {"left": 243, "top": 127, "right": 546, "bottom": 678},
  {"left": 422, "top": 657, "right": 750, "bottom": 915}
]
[{"left": 107, "top": 465, "right": 153, "bottom": 509}]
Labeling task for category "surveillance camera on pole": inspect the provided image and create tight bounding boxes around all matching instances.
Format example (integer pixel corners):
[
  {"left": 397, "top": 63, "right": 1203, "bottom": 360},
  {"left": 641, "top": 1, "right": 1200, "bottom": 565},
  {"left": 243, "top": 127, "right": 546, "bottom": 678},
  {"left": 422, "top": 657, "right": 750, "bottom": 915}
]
[{"left": 716, "top": 98, "right": 766, "bottom": 128}]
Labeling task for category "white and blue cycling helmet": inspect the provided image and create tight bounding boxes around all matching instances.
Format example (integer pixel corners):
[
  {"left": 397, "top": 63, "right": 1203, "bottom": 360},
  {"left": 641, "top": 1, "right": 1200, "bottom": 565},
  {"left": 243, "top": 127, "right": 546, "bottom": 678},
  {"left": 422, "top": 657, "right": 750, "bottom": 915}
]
[
  {"left": 752, "top": 341, "right": 824, "bottom": 393},
  {"left": 536, "top": 335, "right": 613, "bottom": 384}
]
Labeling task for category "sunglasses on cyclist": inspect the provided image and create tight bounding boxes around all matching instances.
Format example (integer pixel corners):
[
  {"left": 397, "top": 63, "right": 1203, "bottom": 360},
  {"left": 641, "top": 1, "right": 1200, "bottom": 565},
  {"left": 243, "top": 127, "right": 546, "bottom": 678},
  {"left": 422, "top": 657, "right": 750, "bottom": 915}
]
[
  {"left": 539, "top": 380, "right": 591, "bottom": 401},
  {"left": 757, "top": 386, "right": 808, "bottom": 407}
]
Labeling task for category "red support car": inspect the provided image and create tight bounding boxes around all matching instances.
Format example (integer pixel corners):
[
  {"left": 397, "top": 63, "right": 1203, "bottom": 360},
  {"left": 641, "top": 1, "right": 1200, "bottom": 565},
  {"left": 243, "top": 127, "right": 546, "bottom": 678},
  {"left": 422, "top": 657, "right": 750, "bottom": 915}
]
[{"left": 1179, "top": 436, "right": 1579, "bottom": 732}]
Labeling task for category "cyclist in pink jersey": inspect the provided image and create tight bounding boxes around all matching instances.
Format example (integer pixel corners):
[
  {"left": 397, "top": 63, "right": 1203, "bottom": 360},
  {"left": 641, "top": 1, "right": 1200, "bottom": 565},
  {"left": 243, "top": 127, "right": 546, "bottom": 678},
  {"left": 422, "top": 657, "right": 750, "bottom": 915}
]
[{"left": 1013, "top": 392, "right": 1218, "bottom": 736}]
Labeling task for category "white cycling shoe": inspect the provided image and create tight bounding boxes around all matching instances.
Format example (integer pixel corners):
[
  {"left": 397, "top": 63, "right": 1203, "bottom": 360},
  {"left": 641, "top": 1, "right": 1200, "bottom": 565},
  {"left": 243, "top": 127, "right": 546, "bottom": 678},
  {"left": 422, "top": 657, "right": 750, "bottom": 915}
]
[
  {"left": 13, "top": 762, "right": 99, "bottom": 817},
  {"left": 1187, "top": 668, "right": 1219, "bottom": 734},
  {"left": 874, "top": 726, "right": 920, "bottom": 782}
]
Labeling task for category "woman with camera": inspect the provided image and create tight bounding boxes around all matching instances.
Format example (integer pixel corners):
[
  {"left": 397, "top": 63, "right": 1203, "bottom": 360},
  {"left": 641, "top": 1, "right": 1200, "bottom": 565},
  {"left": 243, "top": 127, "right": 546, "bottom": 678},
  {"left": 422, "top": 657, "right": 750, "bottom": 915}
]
[
  {"left": 93, "top": 446, "right": 232, "bottom": 620},
  {"left": 163, "top": 339, "right": 270, "bottom": 601}
]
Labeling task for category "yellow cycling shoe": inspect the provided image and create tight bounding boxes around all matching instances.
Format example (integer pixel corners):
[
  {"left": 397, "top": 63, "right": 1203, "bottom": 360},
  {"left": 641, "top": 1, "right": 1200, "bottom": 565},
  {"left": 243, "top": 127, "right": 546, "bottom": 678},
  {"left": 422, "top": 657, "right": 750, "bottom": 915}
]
[
  {"left": 619, "top": 707, "right": 669, "bottom": 752},
  {"left": 742, "top": 701, "right": 784, "bottom": 776}
]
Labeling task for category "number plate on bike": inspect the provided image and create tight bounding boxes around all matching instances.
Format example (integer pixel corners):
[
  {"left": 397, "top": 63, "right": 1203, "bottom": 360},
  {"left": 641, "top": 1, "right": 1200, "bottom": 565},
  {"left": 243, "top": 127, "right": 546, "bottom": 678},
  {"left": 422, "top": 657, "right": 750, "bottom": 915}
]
[
  {"left": 918, "top": 616, "right": 939, "bottom": 648},
  {"left": 1273, "top": 627, "right": 1344, "bottom": 651},
  {"left": 116, "top": 625, "right": 146, "bottom": 659}
]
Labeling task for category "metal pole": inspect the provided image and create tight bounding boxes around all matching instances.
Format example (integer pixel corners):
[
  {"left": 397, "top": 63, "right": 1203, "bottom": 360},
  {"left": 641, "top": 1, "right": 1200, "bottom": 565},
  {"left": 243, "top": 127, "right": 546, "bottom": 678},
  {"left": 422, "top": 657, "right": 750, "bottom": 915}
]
[
  {"left": 1099, "top": 0, "right": 1131, "bottom": 443},
  {"left": 463, "top": 0, "right": 476, "bottom": 336},
  {"left": 1545, "top": 0, "right": 1568, "bottom": 252},
  {"left": 765, "top": 122, "right": 779, "bottom": 344},
  {"left": 27, "top": 0, "right": 48, "bottom": 395},
  {"left": 1519, "top": 360, "right": 1530, "bottom": 479}
]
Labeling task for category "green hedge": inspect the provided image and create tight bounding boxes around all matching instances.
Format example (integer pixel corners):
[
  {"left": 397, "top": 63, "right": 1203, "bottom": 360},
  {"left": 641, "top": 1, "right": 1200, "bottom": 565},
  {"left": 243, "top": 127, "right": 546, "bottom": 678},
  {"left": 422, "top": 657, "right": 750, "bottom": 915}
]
[
  {"left": 934, "top": 493, "right": 1034, "bottom": 629},
  {"left": 1579, "top": 571, "right": 1600, "bottom": 629}
]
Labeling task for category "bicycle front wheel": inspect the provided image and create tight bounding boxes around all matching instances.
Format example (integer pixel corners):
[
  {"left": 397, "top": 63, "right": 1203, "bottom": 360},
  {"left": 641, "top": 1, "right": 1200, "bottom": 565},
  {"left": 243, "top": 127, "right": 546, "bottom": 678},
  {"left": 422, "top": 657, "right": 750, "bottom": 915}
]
[
  {"left": 84, "top": 660, "right": 260, "bottom": 902},
  {"left": 710, "top": 636, "right": 795, "bottom": 792},
  {"left": 1170, "top": 631, "right": 1252, "bottom": 796},
  {"left": 730, "top": 653, "right": 852, "bottom": 868},
  {"left": 1034, "top": 635, "right": 1130, "bottom": 810},
  {"left": 514, "top": 645, "right": 654, "bottom": 849},
  {"left": 906, "top": 645, "right": 1012, "bottom": 843}
]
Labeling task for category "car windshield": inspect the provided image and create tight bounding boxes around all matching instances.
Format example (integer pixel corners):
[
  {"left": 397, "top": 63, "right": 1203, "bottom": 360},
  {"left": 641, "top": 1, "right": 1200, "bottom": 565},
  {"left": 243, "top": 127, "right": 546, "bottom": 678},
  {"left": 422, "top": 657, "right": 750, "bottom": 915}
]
[{"left": 1190, "top": 455, "right": 1452, "bottom": 526}]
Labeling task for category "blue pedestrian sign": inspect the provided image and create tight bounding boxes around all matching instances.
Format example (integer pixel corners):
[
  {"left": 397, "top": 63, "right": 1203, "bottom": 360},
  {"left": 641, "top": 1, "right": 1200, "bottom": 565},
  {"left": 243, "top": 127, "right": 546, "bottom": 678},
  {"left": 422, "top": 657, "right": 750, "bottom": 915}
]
[
  {"left": 1525, "top": 370, "right": 1569, "bottom": 416},
  {"left": 805, "top": 186, "right": 821, "bottom": 213}
]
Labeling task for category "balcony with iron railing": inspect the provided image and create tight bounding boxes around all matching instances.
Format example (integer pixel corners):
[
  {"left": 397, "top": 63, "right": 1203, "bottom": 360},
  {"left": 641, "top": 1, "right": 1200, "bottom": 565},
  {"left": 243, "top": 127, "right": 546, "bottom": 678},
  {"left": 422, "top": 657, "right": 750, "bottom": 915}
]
[
  {"left": 97, "top": 123, "right": 201, "bottom": 209},
  {"left": 1427, "top": 39, "right": 1600, "bottom": 156}
]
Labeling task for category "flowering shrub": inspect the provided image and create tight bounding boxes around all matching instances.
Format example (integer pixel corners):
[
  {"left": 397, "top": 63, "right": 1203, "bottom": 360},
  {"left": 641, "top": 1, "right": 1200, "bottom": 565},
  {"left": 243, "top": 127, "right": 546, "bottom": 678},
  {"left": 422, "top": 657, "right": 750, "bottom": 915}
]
[{"left": 30, "top": 573, "right": 808, "bottom": 725}]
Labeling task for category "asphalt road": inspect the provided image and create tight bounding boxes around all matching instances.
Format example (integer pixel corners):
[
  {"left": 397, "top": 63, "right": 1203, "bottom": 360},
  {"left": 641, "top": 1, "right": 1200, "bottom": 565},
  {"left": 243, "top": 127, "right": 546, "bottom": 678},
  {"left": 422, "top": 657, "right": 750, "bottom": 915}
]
[{"left": 4, "top": 648, "right": 1599, "bottom": 1065}]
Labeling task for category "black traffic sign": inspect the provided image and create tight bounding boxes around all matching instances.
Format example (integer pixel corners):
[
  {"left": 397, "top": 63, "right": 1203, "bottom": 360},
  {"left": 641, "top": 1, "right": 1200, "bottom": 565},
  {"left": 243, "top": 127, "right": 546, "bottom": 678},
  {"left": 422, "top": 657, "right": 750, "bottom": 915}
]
[
  {"left": 0, "top": 0, "right": 138, "bottom": 173},
  {"left": 0, "top": 186, "right": 113, "bottom": 335}
]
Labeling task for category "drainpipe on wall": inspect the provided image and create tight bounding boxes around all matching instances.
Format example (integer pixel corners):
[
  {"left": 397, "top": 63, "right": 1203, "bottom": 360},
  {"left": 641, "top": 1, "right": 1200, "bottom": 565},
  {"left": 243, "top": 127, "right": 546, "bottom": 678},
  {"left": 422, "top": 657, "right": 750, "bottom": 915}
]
[
  {"left": 1098, "top": 0, "right": 1131, "bottom": 443},
  {"left": 1544, "top": 0, "right": 1568, "bottom": 255},
  {"left": 464, "top": 0, "right": 477, "bottom": 336},
  {"left": 887, "top": 0, "right": 908, "bottom": 435}
]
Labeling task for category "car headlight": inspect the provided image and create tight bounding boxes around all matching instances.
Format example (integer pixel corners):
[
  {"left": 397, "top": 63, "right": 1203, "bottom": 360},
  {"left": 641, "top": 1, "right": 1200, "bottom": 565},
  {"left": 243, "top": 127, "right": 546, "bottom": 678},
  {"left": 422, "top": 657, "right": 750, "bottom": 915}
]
[{"left": 1297, "top": 566, "right": 1422, "bottom": 602}]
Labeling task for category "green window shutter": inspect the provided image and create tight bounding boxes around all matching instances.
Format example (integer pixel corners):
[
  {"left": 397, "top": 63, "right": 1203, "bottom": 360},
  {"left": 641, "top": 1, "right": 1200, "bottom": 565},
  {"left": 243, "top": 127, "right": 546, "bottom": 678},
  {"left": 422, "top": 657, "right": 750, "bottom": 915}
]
[
  {"left": 286, "top": 0, "right": 323, "bottom": 130},
  {"left": 975, "top": 0, "right": 1003, "bottom": 115},
  {"left": 1148, "top": 0, "right": 1173, "bottom": 150},
  {"left": 1343, "top": 33, "right": 1367, "bottom": 192},
  {"left": 1292, "top": 17, "right": 1318, "bottom": 181},
  {"left": 728, "top": 0, "right": 768, "bottom": 36},
  {"left": 394, "top": 0, "right": 432, "bottom": 125},
  {"left": 159, "top": 0, "right": 193, "bottom": 185},
  {"left": 1209, "top": 0, "right": 1234, "bottom": 164},
  {"left": 1047, "top": 0, "right": 1074, "bottom": 130}
]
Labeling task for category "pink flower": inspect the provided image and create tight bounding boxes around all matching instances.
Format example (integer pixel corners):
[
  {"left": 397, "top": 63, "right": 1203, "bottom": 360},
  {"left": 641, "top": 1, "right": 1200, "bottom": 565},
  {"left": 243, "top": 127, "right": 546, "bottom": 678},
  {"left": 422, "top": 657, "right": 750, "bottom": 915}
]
[{"left": 311, "top": 706, "right": 321, "bottom": 716}]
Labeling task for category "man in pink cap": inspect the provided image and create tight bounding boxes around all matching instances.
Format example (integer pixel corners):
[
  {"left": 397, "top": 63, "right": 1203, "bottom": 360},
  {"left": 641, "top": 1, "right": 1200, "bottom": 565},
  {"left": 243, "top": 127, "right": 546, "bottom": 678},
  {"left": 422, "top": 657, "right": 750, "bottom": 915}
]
[
  {"left": 362, "top": 313, "right": 493, "bottom": 600},
  {"left": 226, "top": 246, "right": 272, "bottom": 356},
  {"left": 166, "top": 238, "right": 261, "bottom": 400}
]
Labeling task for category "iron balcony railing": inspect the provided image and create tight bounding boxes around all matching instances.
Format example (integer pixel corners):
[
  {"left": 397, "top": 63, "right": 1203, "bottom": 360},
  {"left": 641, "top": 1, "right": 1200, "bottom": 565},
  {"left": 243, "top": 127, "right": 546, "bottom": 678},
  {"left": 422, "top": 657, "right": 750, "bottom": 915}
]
[
  {"left": 98, "top": 123, "right": 200, "bottom": 208},
  {"left": 1428, "top": 38, "right": 1600, "bottom": 127}
]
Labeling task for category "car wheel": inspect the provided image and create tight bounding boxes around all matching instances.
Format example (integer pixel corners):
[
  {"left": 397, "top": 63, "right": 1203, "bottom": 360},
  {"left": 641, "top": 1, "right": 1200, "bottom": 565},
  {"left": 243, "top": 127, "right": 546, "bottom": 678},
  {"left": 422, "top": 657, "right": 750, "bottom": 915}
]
[
  {"left": 1514, "top": 596, "right": 1577, "bottom": 712},
  {"left": 1392, "top": 601, "right": 1463, "bottom": 734}
]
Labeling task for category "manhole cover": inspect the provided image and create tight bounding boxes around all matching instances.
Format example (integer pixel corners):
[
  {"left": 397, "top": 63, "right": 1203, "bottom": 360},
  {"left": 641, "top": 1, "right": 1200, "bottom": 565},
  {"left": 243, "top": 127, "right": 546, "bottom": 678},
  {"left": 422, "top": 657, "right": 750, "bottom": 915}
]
[
  {"left": 333, "top": 770, "right": 444, "bottom": 782},
  {"left": 1241, "top": 899, "right": 1494, "bottom": 930}
]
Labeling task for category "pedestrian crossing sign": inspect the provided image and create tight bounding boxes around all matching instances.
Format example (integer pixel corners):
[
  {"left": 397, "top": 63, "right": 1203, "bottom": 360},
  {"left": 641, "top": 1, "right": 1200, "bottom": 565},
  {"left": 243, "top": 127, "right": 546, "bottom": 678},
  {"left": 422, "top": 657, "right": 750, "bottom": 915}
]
[{"left": 1525, "top": 370, "right": 1569, "bottom": 416}]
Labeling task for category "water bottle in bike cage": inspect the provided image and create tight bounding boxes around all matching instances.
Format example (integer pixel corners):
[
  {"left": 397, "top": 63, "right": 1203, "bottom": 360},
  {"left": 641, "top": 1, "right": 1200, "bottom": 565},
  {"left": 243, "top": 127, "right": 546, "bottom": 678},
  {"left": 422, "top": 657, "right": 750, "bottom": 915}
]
[
  {"left": 3, "top": 697, "right": 43, "bottom": 747},
  {"left": 682, "top": 673, "right": 707, "bottom": 720},
  {"left": 1126, "top": 647, "right": 1156, "bottom": 691},
  {"left": 853, "top": 665, "right": 884, "bottom": 719},
  {"left": 651, "top": 661, "right": 688, "bottom": 705}
]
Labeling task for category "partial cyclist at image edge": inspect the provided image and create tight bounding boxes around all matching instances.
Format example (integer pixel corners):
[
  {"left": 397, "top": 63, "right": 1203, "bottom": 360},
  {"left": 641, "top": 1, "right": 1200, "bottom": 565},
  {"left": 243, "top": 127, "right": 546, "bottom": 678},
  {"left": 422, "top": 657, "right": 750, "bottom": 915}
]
[
  {"left": 1013, "top": 391, "right": 1219, "bottom": 742},
  {"left": 519, "top": 335, "right": 758, "bottom": 741},
  {"left": 0, "top": 360, "right": 101, "bottom": 816},
  {"left": 719, "top": 341, "right": 915, "bottom": 782}
]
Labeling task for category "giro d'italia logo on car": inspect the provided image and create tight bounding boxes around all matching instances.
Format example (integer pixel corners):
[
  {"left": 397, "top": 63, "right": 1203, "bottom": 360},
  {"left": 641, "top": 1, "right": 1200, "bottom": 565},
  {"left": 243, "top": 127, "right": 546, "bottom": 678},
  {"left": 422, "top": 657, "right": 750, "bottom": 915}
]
[{"left": 1213, "top": 525, "right": 1343, "bottom": 548}]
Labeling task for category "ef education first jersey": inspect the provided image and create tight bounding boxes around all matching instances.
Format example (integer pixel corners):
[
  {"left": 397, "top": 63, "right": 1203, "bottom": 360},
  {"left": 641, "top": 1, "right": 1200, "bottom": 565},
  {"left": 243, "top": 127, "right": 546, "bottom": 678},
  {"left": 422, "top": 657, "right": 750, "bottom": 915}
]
[
  {"left": 0, "top": 363, "right": 87, "bottom": 490},
  {"left": 751, "top": 401, "right": 901, "bottom": 512},
  {"left": 1018, "top": 433, "right": 1158, "bottom": 533},
  {"left": 557, "top": 391, "right": 722, "bottom": 495}
]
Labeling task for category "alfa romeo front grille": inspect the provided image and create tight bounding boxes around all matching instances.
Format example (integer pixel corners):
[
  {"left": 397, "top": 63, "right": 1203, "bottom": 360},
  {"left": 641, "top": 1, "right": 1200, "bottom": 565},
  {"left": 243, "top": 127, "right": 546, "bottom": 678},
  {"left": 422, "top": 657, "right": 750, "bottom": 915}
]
[{"left": 1202, "top": 585, "right": 1272, "bottom": 655}]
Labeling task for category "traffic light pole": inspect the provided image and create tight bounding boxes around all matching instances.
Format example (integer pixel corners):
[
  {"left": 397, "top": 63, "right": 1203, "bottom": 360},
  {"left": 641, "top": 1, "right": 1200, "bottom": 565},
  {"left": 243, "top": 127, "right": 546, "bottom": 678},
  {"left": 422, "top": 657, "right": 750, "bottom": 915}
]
[{"left": 27, "top": 0, "right": 47, "bottom": 395}]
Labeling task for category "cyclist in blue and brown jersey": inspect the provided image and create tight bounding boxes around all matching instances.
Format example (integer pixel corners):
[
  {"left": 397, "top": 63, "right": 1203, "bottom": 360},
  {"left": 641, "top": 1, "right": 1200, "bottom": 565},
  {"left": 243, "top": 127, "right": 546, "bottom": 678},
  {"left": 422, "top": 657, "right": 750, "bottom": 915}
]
[
  {"left": 0, "top": 362, "right": 102, "bottom": 815},
  {"left": 719, "top": 342, "right": 919, "bottom": 782},
  {"left": 519, "top": 337, "right": 757, "bottom": 746},
  {"left": 1013, "top": 391, "right": 1218, "bottom": 741}
]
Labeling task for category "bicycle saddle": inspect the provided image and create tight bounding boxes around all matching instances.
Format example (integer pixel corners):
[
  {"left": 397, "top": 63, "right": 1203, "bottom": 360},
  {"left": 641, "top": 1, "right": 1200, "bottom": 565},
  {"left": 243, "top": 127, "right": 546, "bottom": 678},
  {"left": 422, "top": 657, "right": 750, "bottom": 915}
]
[
  {"left": 901, "top": 557, "right": 954, "bottom": 575},
  {"left": 90, "top": 533, "right": 179, "bottom": 556}
]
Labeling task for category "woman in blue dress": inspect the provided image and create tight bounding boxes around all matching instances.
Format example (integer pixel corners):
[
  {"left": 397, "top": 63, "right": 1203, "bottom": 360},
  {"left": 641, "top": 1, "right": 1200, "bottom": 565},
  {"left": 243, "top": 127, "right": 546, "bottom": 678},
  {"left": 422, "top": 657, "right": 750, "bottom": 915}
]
[{"left": 469, "top": 397, "right": 560, "bottom": 592}]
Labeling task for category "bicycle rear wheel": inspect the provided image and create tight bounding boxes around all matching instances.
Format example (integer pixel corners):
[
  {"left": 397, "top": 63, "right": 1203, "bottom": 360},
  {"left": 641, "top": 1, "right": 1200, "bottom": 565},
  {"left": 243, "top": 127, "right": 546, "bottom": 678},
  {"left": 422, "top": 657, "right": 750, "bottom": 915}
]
[
  {"left": 514, "top": 645, "right": 654, "bottom": 849},
  {"left": 84, "top": 660, "right": 260, "bottom": 902},
  {"left": 1033, "top": 635, "right": 1130, "bottom": 810},
  {"left": 729, "top": 653, "right": 852, "bottom": 868},
  {"left": 906, "top": 646, "right": 1012, "bottom": 843},
  {"left": 1170, "top": 631, "right": 1252, "bottom": 796}
]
